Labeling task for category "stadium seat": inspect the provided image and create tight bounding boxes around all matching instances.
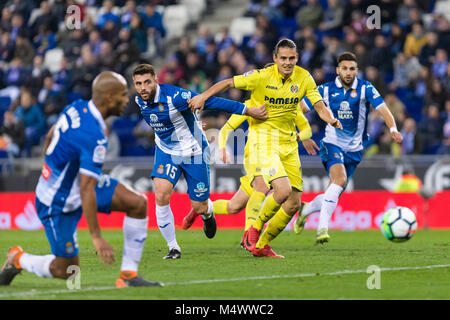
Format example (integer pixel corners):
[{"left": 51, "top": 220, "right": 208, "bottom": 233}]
[
  {"left": 163, "top": 5, "right": 190, "bottom": 40},
  {"left": 180, "top": 0, "right": 206, "bottom": 23},
  {"left": 229, "top": 17, "right": 256, "bottom": 45},
  {"left": 44, "top": 48, "right": 64, "bottom": 73}
]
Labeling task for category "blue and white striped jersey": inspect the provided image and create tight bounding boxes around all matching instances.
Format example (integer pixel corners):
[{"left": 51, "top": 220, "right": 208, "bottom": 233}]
[
  {"left": 35, "top": 99, "right": 107, "bottom": 214},
  {"left": 302, "top": 77, "right": 386, "bottom": 152},
  {"left": 135, "top": 84, "right": 247, "bottom": 157}
]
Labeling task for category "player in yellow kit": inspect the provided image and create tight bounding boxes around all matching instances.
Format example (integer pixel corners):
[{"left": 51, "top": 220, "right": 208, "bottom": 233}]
[
  {"left": 189, "top": 39, "right": 342, "bottom": 257},
  {"left": 182, "top": 106, "right": 320, "bottom": 248}
]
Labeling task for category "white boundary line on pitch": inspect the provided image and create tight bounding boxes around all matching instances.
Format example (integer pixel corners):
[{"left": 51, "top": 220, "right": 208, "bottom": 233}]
[{"left": 1, "top": 264, "right": 449, "bottom": 299}]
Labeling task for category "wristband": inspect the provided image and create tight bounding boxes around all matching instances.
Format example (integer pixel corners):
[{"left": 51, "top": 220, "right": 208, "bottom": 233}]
[{"left": 390, "top": 127, "right": 398, "bottom": 133}]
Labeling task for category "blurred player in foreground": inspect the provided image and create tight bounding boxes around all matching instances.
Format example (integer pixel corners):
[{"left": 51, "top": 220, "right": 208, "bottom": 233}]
[
  {"left": 132, "top": 64, "right": 267, "bottom": 259},
  {"left": 294, "top": 52, "right": 403, "bottom": 243},
  {"left": 0, "top": 72, "right": 162, "bottom": 287}
]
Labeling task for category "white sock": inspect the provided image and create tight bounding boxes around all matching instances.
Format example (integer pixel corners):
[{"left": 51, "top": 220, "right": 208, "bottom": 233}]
[
  {"left": 20, "top": 253, "right": 55, "bottom": 278},
  {"left": 302, "top": 194, "right": 324, "bottom": 217},
  {"left": 121, "top": 216, "right": 148, "bottom": 272},
  {"left": 318, "top": 184, "right": 343, "bottom": 231},
  {"left": 201, "top": 199, "right": 213, "bottom": 220},
  {"left": 155, "top": 204, "right": 180, "bottom": 251}
]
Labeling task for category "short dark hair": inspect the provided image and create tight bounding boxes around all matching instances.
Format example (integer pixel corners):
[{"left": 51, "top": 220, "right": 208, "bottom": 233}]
[
  {"left": 337, "top": 52, "right": 357, "bottom": 65},
  {"left": 273, "top": 38, "right": 297, "bottom": 55},
  {"left": 132, "top": 64, "right": 156, "bottom": 78}
]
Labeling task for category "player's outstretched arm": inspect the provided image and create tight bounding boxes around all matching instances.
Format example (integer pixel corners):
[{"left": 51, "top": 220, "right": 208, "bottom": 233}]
[
  {"left": 377, "top": 104, "right": 403, "bottom": 144},
  {"left": 313, "top": 100, "right": 343, "bottom": 130},
  {"left": 218, "top": 114, "right": 247, "bottom": 163},
  {"left": 43, "top": 126, "right": 55, "bottom": 153},
  {"left": 80, "top": 173, "right": 115, "bottom": 266},
  {"left": 189, "top": 78, "right": 235, "bottom": 112}
]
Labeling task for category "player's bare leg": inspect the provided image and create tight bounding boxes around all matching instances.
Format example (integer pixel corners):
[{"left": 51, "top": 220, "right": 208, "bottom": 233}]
[
  {"left": 111, "top": 182, "right": 162, "bottom": 287},
  {"left": 154, "top": 178, "right": 181, "bottom": 259},
  {"left": 316, "top": 164, "right": 346, "bottom": 244}
]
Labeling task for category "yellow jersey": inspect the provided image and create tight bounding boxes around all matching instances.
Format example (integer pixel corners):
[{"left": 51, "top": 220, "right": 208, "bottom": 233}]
[{"left": 233, "top": 64, "right": 322, "bottom": 144}]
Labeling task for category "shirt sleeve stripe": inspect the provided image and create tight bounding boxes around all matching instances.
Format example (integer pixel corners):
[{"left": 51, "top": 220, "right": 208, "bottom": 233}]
[{"left": 79, "top": 168, "right": 100, "bottom": 180}]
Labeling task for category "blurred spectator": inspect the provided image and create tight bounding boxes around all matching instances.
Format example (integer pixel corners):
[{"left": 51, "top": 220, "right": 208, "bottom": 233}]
[
  {"left": 64, "top": 29, "right": 86, "bottom": 63},
  {"left": 97, "top": 0, "right": 120, "bottom": 29},
  {"left": 133, "top": 118, "right": 155, "bottom": 150},
  {"left": 38, "top": 76, "right": 67, "bottom": 127},
  {"left": 29, "top": 1, "right": 58, "bottom": 38},
  {"left": 400, "top": 117, "right": 423, "bottom": 154},
  {"left": 0, "top": 110, "right": 25, "bottom": 157},
  {"left": 25, "top": 55, "right": 51, "bottom": 97},
  {"left": 72, "top": 45, "right": 100, "bottom": 100},
  {"left": 385, "top": 92, "right": 407, "bottom": 125},
  {"left": 318, "top": 0, "right": 344, "bottom": 35},
  {"left": 437, "top": 121, "right": 450, "bottom": 155},
  {"left": 390, "top": 52, "right": 421, "bottom": 90},
  {"left": 13, "top": 31, "right": 35, "bottom": 66},
  {"left": 431, "top": 48, "right": 448, "bottom": 79},
  {"left": 142, "top": 3, "right": 166, "bottom": 57},
  {"left": 98, "top": 41, "right": 117, "bottom": 72},
  {"left": 175, "top": 36, "right": 192, "bottom": 70},
  {"left": 443, "top": 64, "right": 450, "bottom": 93},
  {"left": 10, "top": 13, "right": 28, "bottom": 42},
  {"left": 349, "top": 10, "right": 366, "bottom": 36},
  {"left": 0, "top": 58, "right": 28, "bottom": 101},
  {"left": 300, "top": 38, "right": 323, "bottom": 71},
  {"left": 14, "top": 89, "right": 46, "bottom": 156},
  {"left": 120, "top": 0, "right": 137, "bottom": 28},
  {"left": 390, "top": 23, "right": 407, "bottom": 57},
  {"left": 419, "top": 104, "right": 443, "bottom": 153},
  {"left": 296, "top": 0, "right": 323, "bottom": 29},
  {"left": 365, "top": 66, "right": 387, "bottom": 98},
  {"left": 53, "top": 57, "right": 73, "bottom": 93},
  {"left": 425, "top": 77, "right": 446, "bottom": 109},
  {"left": 129, "top": 12, "right": 147, "bottom": 54},
  {"left": 0, "top": 30, "right": 14, "bottom": 62},
  {"left": 32, "top": 23, "right": 56, "bottom": 56},
  {"left": 343, "top": 0, "right": 365, "bottom": 26},
  {"left": 368, "top": 34, "right": 392, "bottom": 73},
  {"left": 88, "top": 30, "right": 103, "bottom": 57},
  {"left": 403, "top": 22, "right": 427, "bottom": 57},
  {"left": 196, "top": 24, "right": 214, "bottom": 55},
  {"left": 397, "top": 0, "right": 419, "bottom": 28},
  {"left": 216, "top": 27, "right": 234, "bottom": 52},
  {"left": 115, "top": 28, "right": 140, "bottom": 73},
  {"left": 4, "top": 0, "right": 33, "bottom": 21},
  {"left": 0, "top": 7, "right": 12, "bottom": 31},
  {"left": 354, "top": 42, "right": 369, "bottom": 72},
  {"left": 419, "top": 31, "right": 439, "bottom": 67},
  {"left": 158, "top": 55, "right": 184, "bottom": 85}
]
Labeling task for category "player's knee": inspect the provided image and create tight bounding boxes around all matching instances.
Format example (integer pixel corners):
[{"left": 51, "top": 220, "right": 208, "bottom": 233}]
[
  {"left": 273, "top": 187, "right": 290, "bottom": 204},
  {"left": 332, "top": 177, "right": 347, "bottom": 188},
  {"left": 50, "top": 259, "right": 79, "bottom": 280},
  {"left": 130, "top": 193, "right": 147, "bottom": 219},
  {"left": 155, "top": 191, "right": 171, "bottom": 206}
]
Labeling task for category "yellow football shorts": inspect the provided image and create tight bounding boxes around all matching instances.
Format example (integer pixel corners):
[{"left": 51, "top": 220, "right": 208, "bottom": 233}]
[{"left": 244, "top": 139, "right": 303, "bottom": 192}]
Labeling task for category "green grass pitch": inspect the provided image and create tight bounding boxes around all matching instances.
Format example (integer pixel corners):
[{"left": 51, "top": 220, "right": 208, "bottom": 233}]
[{"left": 0, "top": 229, "right": 449, "bottom": 300}]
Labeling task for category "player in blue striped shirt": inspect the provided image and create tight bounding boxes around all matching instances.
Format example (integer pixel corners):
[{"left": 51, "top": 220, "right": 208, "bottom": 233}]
[
  {"left": 132, "top": 64, "right": 267, "bottom": 259},
  {"left": 295, "top": 52, "right": 403, "bottom": 243}
]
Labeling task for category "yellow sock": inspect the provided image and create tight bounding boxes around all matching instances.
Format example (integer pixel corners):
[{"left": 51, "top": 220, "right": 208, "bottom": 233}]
[
  {"left": 256, "top": 207, "right": 293, "bottom": 249},
  {"left": 253, "top": 194, "right": 281, "bottom": 231},
  {"left": 245, "top": 191, "right": 266, "bottom": 231},
  {"left": 212, "top": 200, "right": 229, "bottom": 215}
]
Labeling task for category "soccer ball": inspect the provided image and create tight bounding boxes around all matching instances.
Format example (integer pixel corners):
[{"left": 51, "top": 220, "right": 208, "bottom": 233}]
[{"left": 381, "top": 207, "right": 417, "bottom": 242}]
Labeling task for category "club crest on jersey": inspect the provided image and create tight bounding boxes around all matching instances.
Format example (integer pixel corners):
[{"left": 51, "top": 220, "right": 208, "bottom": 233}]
[
  {"left": 158, "top": 104, "right": 164, "bottom": 112},
  {"left": 268, "top": 167, "right": 277, "bottom": 176},
  {"left": 150, "top": 114, "right": 158, "bottom": 122},
  {"left": 65, "top": 242, "right": 74, "bottom": 255},
  {"left": 290, "top": 84, "right": 299, "bottom": 94},
  {"left": 157, "top": 165, "right": 164, "bottom": 174},
  {"left": 194, "top": 182, "right": 208, "bottom": 193},
  {"left": 93, "top": 145, "right": 106, "bottom": 163},
  {"left": 350, "top": 90, "right": 358, "bottom": 98}
]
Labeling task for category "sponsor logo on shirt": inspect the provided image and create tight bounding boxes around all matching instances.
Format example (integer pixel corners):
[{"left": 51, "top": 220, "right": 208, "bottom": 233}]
[
  {"left": 150, "top": 114, "right": 158, "bottom": 122},
  {"left": 181, "top": 91, "right": 191, "bottom": 100},
  {"left": 338, "top": 101, "right": 353, "bottom": 119},
  {"left": 264, "top": 96, "right": 299, "bottom": 106}
]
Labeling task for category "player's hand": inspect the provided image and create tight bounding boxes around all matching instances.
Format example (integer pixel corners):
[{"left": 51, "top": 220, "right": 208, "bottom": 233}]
[
  {"left": 301, "top": 138, "right": 320, "bottom": 155},
  {"left": 246, "top": 103, "right": 268, "bottom": 120},
  {"left": 391, "top": 131, "right": 403, "bottom": 144},
  {"left": 92, "top": 237, "right": 115, "bottom": 266},
  {"left": 331, "top": 118, "right": 343, "bottom": 130},
  {"left": 219, "top": 148, "right": 231, "bottom": 164},
  {"left": 189, "top": 94, "right": 207, "bottom": 113}
]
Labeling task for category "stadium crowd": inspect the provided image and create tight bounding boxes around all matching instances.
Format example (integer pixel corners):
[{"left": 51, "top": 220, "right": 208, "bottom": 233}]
[{"left": 0, "top": 0, "right": 449, "bottom": 159}]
